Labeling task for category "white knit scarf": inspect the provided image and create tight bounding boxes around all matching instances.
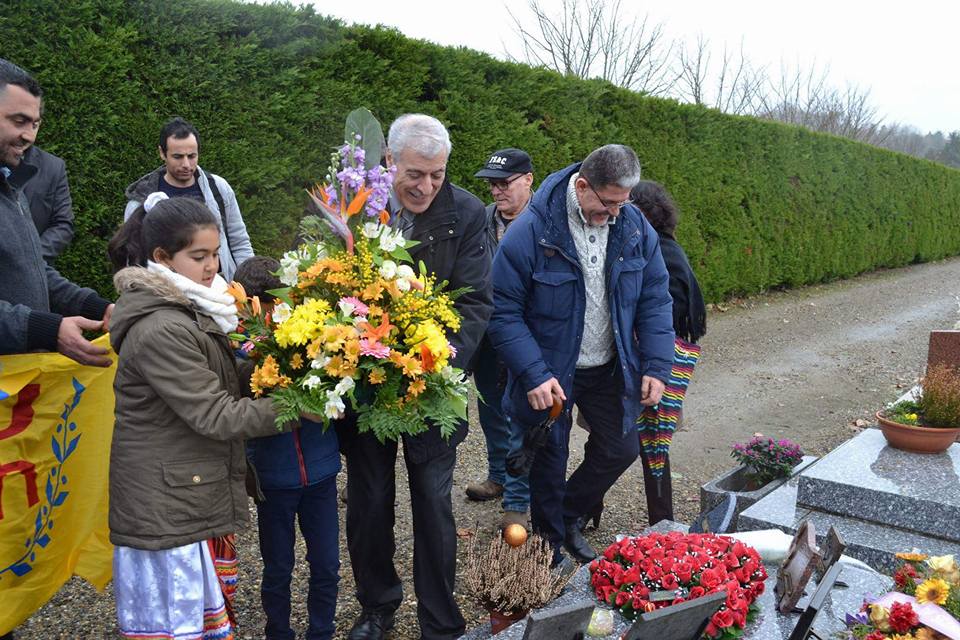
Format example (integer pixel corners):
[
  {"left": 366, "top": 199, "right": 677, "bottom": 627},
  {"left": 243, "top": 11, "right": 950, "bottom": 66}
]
[{"left": 147, "top": 261, "right": 238, "bottom": 333}]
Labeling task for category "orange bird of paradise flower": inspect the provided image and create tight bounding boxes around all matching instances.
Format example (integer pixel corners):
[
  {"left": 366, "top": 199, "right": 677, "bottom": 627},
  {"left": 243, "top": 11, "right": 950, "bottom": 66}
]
[{"left": 307, "top": 184, "right": 372, "bottom": 254}]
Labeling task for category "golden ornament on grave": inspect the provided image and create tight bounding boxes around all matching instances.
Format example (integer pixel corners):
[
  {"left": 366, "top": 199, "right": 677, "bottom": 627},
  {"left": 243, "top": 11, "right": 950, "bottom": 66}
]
[{"left": 503, "top": 524, "right": 528, "bottom": 547}]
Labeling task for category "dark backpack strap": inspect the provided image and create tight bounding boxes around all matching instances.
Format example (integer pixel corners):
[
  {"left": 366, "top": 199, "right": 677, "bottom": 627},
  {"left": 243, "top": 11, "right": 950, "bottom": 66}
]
[{"left": 203, "top": 169, "right": 233, "bottom": 256}]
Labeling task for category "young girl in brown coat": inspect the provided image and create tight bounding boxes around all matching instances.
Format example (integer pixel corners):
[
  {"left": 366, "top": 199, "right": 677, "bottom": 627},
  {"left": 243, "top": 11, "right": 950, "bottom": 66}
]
[{"left": 107, "top": 194, "right": 298, "bottom": 639}]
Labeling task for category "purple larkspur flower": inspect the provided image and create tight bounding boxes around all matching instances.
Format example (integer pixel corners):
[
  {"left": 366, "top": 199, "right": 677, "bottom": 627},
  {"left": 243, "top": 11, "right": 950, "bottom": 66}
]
[
  {"left": 337, "top": 166, "right": 365, "bottom": 191},
  {"left": 324, "top": 184, "right": 338, "bottom": 205},
  {"left": 365, "top": 165, "right": 395, "bottom": 217}
]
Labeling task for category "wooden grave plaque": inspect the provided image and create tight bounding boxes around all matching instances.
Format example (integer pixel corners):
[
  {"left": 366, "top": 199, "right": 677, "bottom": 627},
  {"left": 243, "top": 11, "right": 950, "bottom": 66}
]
[
  {"left": 520, "top": 600, "right": 595, "bottom": 640},
  {"left": 775, "top": 519, "right": 823, "bottom": 614},
  {"left": 623, "top": 590, "right": 727, "bottom": 640}
]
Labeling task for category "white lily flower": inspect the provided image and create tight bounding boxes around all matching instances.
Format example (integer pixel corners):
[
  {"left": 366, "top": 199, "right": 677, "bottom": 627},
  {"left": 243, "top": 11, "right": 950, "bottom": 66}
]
[
  {"left": 301, "top": 375, "right": 323, "bottom": 390},
  {"left": 335, "top": 377, "right": 355, "bottom": 395},
  {"left": 324, "top": 394, "right": 346, "bottom": 419},
  {"left": 272, "top": 302, "right": 292, "bottom": 324},
  {"left": 311, "top": 355, "right": 331, "bottom": 370},
  {"left": 379, "top": 231, "right": 401, "bottom": 252}
]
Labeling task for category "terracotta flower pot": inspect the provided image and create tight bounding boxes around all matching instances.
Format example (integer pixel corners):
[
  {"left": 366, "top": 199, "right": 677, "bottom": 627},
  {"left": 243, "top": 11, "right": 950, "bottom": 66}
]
[
  {"left": 876, "top": 411, "right": 960, "bottom": 454},
  {"left": 489, "top": 607, "right": 527, "bottom": 634}
]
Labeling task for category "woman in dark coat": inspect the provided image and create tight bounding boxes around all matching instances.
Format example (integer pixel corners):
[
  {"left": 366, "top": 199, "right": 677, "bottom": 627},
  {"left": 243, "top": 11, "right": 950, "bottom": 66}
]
[{"left": 581, "top": 180, "right": 707, "bottom": 530}]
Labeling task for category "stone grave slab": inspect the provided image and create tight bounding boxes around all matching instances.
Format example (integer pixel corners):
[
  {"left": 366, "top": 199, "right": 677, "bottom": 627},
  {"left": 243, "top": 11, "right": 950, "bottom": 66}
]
[
  {"left": 623, "top": 590, "right": 725, "bottom": 640},
  {"left": 795, "top": 428, "right": 960, "bottom": 542},
  {"left": 460, "top": 521, "right": 893, "bottom": 640},
  {"left": 739, "top": 476, "right": 960, "bottom": 572},
  {"left": 521, "top": 601, "right": 593, "bottom": 640}
]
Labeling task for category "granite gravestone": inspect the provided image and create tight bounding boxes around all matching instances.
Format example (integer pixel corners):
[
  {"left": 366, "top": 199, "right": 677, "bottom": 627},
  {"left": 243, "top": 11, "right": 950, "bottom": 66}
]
[
  {"left": 520, "top": 601, "right": 594, "bottom": 640},
  {"left": 622, "top": 590, "right": 727, "bottom": 640}
]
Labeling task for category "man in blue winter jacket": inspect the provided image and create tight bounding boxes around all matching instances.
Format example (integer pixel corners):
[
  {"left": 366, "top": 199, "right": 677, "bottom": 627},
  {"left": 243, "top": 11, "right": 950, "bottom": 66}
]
[{"left": 487, "top": 144, "right": 675, "bottom": 566}]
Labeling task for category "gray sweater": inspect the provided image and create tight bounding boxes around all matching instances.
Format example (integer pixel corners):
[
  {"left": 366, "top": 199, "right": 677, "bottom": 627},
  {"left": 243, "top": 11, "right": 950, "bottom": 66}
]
[{"left": 0, "top": 167, "right": 109, "bottom": 354}]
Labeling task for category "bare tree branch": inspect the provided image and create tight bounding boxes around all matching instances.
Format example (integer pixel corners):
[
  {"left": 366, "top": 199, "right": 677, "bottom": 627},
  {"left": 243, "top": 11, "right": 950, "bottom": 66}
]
[{"left": 507, "top": 0, "right": 673, "bottom": 95}]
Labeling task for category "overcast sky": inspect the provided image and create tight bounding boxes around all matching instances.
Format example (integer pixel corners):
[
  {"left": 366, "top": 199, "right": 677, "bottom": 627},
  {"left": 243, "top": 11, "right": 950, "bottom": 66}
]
[{"left": 306, "top": 0, "right": 957, "bottom": 134}]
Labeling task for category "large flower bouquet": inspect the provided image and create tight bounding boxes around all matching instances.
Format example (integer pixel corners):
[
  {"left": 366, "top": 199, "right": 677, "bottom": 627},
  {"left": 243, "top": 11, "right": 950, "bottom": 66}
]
[
  {"left": 842, "top": 552, "right": 960, "bottom": 639},
  {"left": 232, "top": 109, "right": 471, "bottom": 440},
  {"left": 589, "top": 531, "right": 767, "bottom": 639}
]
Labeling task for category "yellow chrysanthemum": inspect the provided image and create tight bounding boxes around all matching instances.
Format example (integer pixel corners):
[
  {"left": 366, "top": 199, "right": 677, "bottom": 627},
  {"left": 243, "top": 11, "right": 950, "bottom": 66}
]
[
  {"left": 390, "top": 352, "right": 423, "bottom": 378},
  {"left": 407, "top": 379, "right": 426, "bottom": 397},
  {"left": 915, "top": 578, "right": 950, "bottom": 605},
  {"left": 274, "top": 298, "right": 332, "bottom": 347},
  {"left": 343, "top": 339, "right": 362, "bottom": 363},
  {"left": 306, "top": 338, "right": 324, "bottom": 360},
  {"left": 915, "top": 627, "right": 937, "bottom": 640},
  {"left": 369, "top": 367, "right": 387, "bottom": 385},
  {"left": 319, "top": 324, "right": 354, "bottom": 352},
  {"left": 405, "top": 320, "right": 450, "bottom": 372},
  {"left": 897, "top": 552, "right": 929, "bottom": 562},
  {"left": 324, "top": 355, "right": 357, "bottom": 379}
]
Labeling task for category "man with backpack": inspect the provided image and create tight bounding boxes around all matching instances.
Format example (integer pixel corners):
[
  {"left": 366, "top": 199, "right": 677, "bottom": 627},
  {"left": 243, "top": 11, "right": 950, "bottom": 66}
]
[{"left": 123, "top": 117, "right": 254, "bottom": 281}]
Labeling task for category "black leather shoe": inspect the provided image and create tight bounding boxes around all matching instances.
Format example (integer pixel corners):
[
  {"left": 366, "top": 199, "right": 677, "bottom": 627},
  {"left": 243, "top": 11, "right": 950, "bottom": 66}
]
[
  {"left": 348, "top": 610, "right": 395, "bottom": 640},
  {"left": 563, "top": 521, "right": 597, "bottom": 563}
]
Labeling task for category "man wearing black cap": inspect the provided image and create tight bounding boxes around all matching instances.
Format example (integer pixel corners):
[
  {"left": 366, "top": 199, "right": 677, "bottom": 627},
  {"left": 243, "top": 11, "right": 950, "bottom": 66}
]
[{"left": 465, "top": 148, "right": 535, "bottom": 529}]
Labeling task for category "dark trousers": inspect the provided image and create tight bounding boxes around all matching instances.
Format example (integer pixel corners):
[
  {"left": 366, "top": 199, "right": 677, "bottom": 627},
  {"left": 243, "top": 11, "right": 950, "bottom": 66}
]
[
  {"left": 257, "top": 479, "right": 340, "bottom": 640},
  {"left": 474, "top": 335, "right": 529, "bottom": 511},
  {"left": 344, "top": 431, "right": 465, "bottom": 640},
  {"left": 530, "top": 360, "right": 670, "bottom": 558}
]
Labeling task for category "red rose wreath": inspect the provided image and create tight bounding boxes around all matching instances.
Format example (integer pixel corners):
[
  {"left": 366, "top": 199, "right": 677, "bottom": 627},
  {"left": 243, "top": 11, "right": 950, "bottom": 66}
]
[{"left": 589, "top": 531, "right": 768, "bottom": 638}]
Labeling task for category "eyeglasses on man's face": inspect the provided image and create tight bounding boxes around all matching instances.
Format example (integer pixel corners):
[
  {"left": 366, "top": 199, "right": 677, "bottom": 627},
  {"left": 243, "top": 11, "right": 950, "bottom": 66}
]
[
  {"left": 585, "top": 179, "right": 631, "bottom": 211},
  {"left": 488, "top": 174, "right": 525, "bottom": 193}
]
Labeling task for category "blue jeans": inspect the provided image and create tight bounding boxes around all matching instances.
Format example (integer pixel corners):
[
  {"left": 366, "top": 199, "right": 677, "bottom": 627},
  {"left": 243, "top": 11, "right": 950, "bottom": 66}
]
[
  {"left": 257, "top": 478, "right": 339, "bottom": 640},
  {"left": 474, "top": 335, "right": 529, "bottom": 512}
]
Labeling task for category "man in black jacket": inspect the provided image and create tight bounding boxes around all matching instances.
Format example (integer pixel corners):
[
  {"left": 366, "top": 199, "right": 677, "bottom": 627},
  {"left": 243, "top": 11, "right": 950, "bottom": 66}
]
[
  {"left": 0, "top": 58, "right": 111, "bottom": 368},
  {"left": 339, "top": 114, "right": 492, "bottom": 640},
  {"left": 9, "top": 145, "right": 74, "bottom": 264}
]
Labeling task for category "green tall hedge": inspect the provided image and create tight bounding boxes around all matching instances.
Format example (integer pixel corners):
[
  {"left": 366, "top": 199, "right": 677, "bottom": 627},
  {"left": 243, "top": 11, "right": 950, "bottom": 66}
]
[{"left": 3, "top": 0, "right": 960, "bottom": 300}]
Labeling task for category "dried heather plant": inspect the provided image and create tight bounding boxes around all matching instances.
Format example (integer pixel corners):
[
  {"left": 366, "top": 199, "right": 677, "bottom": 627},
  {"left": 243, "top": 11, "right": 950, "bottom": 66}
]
[
  {"left": 920, "top": 364, "right": 960, "bottom": 427},
  {"left": 463, "top": 532, "right": 570, "bottom": 615}
]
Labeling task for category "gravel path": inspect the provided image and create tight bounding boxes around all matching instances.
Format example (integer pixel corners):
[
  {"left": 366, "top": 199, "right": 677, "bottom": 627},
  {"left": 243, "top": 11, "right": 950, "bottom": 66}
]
[{"left": 15, "top": 257, "right": 960, "bottom": 639}]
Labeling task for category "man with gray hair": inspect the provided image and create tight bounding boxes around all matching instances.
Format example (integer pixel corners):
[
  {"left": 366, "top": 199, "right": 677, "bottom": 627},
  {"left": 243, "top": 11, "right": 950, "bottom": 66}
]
[
  {"left": 487, "top": 144, "right": 675, "bottom": 568},
  {"left": 338, "top": 113, "right": 491, "bottom": 640}
]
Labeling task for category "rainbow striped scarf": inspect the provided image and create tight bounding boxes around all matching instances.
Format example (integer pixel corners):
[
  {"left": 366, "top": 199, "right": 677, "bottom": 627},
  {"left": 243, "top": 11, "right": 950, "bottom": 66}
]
[{"left": 637, "top": 338, "right": 702, "bottom": 483}]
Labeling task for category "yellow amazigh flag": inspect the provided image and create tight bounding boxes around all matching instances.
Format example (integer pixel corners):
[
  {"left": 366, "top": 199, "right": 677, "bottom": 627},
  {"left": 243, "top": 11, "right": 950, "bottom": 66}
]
[{"left": 0, "top": 335, "right": 115, "bottom": 634}]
